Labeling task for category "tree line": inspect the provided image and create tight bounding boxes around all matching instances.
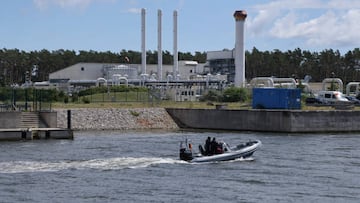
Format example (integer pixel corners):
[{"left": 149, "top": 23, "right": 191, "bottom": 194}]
[
  {"left": 246, "top": 47, "right": 360, "bottom": 83},
  {"left": 0, "top": 47, "right": 359, "bottom": 86}
]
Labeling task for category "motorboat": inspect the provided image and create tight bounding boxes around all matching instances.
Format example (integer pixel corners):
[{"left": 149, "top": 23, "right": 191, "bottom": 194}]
[{"left": 179, "top": 138, "right": 261, "bottom": 163}]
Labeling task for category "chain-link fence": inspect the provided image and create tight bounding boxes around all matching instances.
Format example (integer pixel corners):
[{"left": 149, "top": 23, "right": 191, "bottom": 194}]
[
  {"left": 0, "top": 87, "right": 162, "bottom": 111},
  {"left": 0, "top": 87, "right": 52, "bottom": 112}
]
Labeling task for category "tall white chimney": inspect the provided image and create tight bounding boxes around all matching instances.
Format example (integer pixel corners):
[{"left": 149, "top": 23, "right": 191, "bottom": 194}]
[
  {"left": 157, "top": 9, "right": 163, "bottom": 80},
  {"left": 173, "top": 10, "right": 178, "bottom": 80},
  {"left": 233, "top": 10, "right": 247, "bottom": 87},
  {"left": 141, "top": 8, "right": 146, "bottom": 75}
]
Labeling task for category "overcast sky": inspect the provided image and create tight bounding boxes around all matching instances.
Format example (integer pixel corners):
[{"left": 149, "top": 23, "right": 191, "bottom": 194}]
[{"left": 0, "top": 0, "right": 359, "bottom": 54}]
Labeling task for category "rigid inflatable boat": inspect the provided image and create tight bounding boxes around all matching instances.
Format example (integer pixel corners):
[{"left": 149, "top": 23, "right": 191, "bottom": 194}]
[{"left": 179, "top": 139, "right": 261, "bottom": 163}]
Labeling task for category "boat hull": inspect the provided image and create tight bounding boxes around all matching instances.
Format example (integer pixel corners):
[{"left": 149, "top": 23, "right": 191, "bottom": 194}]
[{"left": 189, "top": 140, "right": 261, "bottom": 163}]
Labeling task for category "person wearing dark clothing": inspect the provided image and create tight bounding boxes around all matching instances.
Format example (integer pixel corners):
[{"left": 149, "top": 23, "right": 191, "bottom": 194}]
[
  {"left": 210, "top": 137, "right": 218, "bottom": 155},
  {"left": 204, "top": 136, "right": 211, "bottom": 155}
]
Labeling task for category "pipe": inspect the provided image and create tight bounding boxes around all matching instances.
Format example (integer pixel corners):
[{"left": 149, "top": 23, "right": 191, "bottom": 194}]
[
  {"left": 249, "top": 77, "right": 274, "bottom": 88},
  {"left": 322, "top": 78, "right": 343, "bottom": 92},
  {"left": 346, "top": 82, "right": 360, "bottom": 95},
  {"left": 272, "top": 78, "right": 297, "bottom": 88},
  {"left": 119, "top": 77, "right": 128, "bottom": 86}
]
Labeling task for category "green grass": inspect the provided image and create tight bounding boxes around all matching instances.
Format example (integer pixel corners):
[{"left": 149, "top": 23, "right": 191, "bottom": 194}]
[
  {"left": 51, "top": 100, "right": 360, "bottom": 111},
  {"left": 80, "top": 91, "right": 150, "bottom": 102},
  {"left": 52, "top": 100, "right": 252, "bottom": 109}
]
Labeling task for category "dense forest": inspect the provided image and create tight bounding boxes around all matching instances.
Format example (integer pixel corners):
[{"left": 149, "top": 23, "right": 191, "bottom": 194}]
[{"left": 0, "top": 47, "right": 360, "bottom": 86}]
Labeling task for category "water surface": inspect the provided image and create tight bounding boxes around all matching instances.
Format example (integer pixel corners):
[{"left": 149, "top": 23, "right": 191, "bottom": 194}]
[{"left": 0, "top": 130, "right": 359, "bottom": 202}]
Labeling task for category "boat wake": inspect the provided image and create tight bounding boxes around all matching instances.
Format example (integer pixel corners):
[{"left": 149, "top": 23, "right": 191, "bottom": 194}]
[
  {"left": 0, "top": 157, "right": 183, "bottom": 174},
  {"left": 230, "top": 156, "right": 254, "bottom": 162}
]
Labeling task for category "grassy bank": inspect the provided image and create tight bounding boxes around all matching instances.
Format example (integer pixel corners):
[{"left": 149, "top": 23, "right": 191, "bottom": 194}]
[
  {"left": 52, "top": 101, "right": 353, "bottom": 111},
  {"left": 52, "top": 101, "right": 252, "bottom": 109}
]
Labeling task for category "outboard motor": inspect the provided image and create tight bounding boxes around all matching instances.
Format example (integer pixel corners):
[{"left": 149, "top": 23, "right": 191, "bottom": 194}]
[
  {"left": 179, "top": 139, "right": 193, "bottom": 161},
  {"left": 179, "top": 148, "right": 193, "bottom": 161}
]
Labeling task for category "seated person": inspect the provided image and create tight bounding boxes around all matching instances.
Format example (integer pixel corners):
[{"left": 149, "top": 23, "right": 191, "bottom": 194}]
[
  {"left": 204, "top": 136, "right": 211, "bottom": 155},
  {"left": 210, "top": 137, "right": 224, "bottom": 155}
]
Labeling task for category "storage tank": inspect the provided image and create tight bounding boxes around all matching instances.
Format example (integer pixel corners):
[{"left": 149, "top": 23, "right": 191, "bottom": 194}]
[{"left": 107, "top": 65, "right": 137, "bottom": 79}]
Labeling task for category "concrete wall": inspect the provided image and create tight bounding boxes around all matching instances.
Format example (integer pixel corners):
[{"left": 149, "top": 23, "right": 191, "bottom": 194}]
[
  {"left": 289, "top": 110, "right": 360, "bottom": 132},
  {"left": 4, "top": 108, "right": 358, "bottom": 133},
  {"left": 0, "top": 129, "right": 73, "bottom": 141},
  {"left": 0, "top": 112, "right": 21, "bottom": 128},
  {"left": 0, "top": 112, "right": 57, "bottom": 128},
  {"left": 1, "top": 109, "right": 178, "bottom": 131},
  {"left": 39, "top": 112, "right": 58, "bottom": 128},
  {"left": 166, "top": 108, "right": 360, "bottom": 132}
]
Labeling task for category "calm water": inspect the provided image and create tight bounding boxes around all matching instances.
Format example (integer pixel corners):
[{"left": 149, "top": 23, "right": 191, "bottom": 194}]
[{"left": 0, "top": 130, "right": 359, "bottom": 203}]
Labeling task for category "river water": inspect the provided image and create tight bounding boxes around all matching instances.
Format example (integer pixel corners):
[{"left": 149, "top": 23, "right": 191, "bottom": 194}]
[{"left": 0, "top": 130, "right": 359, "bottom": 203}]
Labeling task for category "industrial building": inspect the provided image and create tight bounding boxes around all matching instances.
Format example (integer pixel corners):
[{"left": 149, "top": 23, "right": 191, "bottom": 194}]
[
  {"left": 48, "top": 60, "right": 226, "bottom": 101},
  {"left": 43, "top": 9, "right": 247, "bottom": 101},
  {"left": 204, "top": 49, "right": 236, "bottom": 83},
  {"left": 49, "top": 60, "right": 205, "bottom": 86}
]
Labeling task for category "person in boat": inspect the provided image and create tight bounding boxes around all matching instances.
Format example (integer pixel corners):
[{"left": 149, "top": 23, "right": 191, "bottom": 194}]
[
  {"left": 210, "top": 137, "right": 224, "bottom": 155},
  {"left": 204, "top": 136, "right": 211, "bottom": 155},
  {"left": 210, "top": 137, "right": 218, "bottom": 155},
  {"left": 216, "top": 141, "right": 224, "bottom": 154}
]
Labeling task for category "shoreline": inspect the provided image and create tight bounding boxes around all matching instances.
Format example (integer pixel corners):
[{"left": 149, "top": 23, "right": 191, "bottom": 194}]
[{"left": 55, "top": 108, "right": 179, "bottom": 131}]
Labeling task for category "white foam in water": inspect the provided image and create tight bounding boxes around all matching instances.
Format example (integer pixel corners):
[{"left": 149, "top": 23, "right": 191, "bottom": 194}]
[
  {"left": 234, "top": 156, "right": 254, "bottom": 162},
  {"left": 0, "top": 157, "right": 183, "bottom": 174},
  {"left": 0, "top": 157, "right": 254, "bottom": 173}
]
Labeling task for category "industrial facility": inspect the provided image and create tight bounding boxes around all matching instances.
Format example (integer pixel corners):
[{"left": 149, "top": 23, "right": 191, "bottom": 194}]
[
  {"left": 43, "top": 9, "right": 338, "bottom": 104},
  {"left": 45, "top": 9, "right": 247, "bottom": 101},
  {"left": 49, "top": 61, "right": 206, "bottom": 88}
]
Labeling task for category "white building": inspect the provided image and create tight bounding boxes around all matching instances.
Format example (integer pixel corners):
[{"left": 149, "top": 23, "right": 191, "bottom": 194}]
[{"left": 48, "top": 61, "right": 206, "bottom": 90}]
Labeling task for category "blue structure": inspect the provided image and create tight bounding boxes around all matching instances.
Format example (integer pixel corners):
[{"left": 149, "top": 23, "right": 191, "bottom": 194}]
[{"left": 252, "top": 88, "right": 301, "bottom": 109}]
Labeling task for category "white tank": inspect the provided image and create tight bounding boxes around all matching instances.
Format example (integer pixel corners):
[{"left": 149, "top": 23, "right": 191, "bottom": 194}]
[{"left": 108, "top": 65, "right": 137, "bottom": 79}]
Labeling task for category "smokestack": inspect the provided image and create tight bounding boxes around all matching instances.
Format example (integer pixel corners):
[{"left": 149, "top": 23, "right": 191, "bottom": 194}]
[
  {"left": 157, "top": 9, "right": 163, "bottom": 80},
  {"left": 173, "top": 10, "right": 178, "bottom": 80},
  {"left": 233, "top": 10, "right": 247, "bottom": 87},
  {"left": 141, "top": 8, "right": 146, "bottom": 75}
]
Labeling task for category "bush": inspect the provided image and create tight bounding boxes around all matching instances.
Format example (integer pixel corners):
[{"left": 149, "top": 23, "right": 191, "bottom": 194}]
[
  {"left": 222, "top": 87, "right": 249, "bottom": 102},
  {"left": 82, "top": 97, "right": 90, "bottom": 104},
  {"left": 199, "top": 90, "right": 221, "bottom": 102},
  {"left": 71, "top": 93, "right": 79, "bottom": 102},
  {"left": 129, "top": 110, "right": 140, "bottom": 117}
]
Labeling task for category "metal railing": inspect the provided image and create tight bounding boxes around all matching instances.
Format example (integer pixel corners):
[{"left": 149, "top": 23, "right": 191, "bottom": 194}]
[{"left": 0, "top": 88, "right": 52, "bottom": 112}]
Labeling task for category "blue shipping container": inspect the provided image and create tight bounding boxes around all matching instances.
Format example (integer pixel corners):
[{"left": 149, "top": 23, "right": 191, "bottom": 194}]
[{"left": 252, "top": 88, "right": 301, "bottom": 109}]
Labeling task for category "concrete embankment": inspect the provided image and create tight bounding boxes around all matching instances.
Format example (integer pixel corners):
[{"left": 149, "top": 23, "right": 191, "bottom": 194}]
[
  {"left": 55, "top": 108, "right": 179, "bottom": 130},
  {"left": 166, "top": 108, "right": 360, "bottom": 133}
]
